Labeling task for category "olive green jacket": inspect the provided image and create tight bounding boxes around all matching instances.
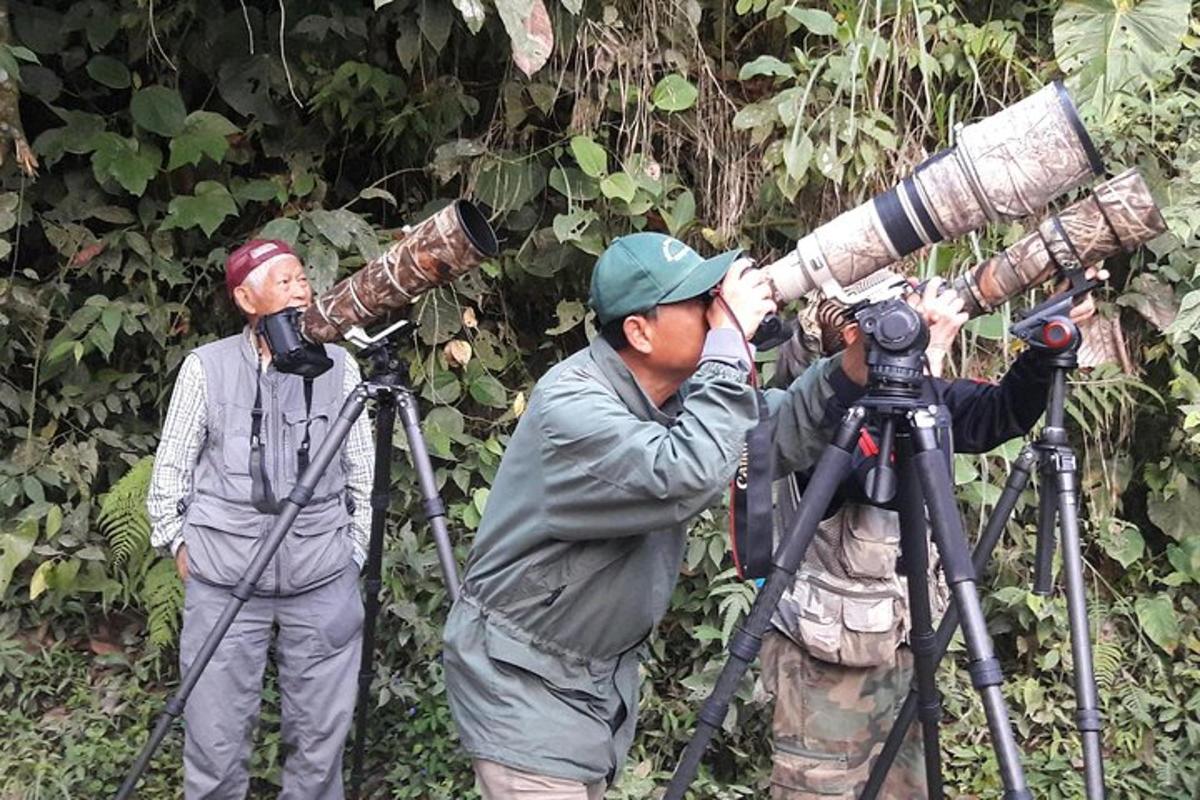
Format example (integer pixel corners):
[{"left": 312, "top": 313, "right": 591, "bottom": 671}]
[{"left": 443, "top": 333, "right": 858, "bottom": 784}]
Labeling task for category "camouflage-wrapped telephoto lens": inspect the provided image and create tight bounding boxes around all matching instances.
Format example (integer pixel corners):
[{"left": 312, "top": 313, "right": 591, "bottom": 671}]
[
  {"left": 952, "top": 168, "right": 1166, "bottom": 316},
  {"left": 300, "top": 200, "right": 499, "bottom": 342},
  {"left": 764, "top": 81, "right": 1104, "bottom": 302}
]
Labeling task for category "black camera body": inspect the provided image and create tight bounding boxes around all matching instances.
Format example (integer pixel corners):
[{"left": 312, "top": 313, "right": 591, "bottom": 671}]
[{"left": 257, "top": 307, "right": 334, "bottom": 378}]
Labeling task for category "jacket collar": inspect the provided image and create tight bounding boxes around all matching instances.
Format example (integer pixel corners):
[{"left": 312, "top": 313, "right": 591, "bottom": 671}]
[{"left": 588, "top": 336, "right": 680, "bottom": 425}]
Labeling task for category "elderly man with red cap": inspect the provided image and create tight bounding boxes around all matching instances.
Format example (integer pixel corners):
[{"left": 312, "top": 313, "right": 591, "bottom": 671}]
[{"left": 148, "top": 239, "right": 374, "bottom": 799}]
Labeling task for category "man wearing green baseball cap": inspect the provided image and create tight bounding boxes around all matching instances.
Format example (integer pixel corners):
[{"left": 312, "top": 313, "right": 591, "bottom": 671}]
[{"left": 443, "top": 232, "right": 867, "bottom": 799}]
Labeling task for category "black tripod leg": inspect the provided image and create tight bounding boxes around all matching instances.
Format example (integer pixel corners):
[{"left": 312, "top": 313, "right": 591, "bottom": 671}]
[
  {"left": 895, "top": 442, "right": 944, "bottom": 800},
  {"left": 662, "top": 407, "right": 866, "bottom": 800},
  {"left": 909, "top": 410, "right": 1032, "bottom": 800},
  {"left": 115, "top": 386, "right": 371, "bottom": 800},
  {"left": 1050, "top": 447, "right": 1106, "bottom": 799},
  {"left": 349, "top": 394, "right": 396, "bottom": 800},
  {"left": 1032, "top": 454, "right": 1058, "bottom": 596},
  {"left": 860, "top": 445, "right": 1037, "bottom": 800},
  {"left": 396, "top": 387, "right": 460, "bottom": 601}
]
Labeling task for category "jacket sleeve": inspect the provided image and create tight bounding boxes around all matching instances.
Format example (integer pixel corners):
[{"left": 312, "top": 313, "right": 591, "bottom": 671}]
[
  {"left": 766, "top": 352, "right": 865, "bottom": 477},
  {"left": 538, "top": 359, "right": 758, "bottom": 539},
  {"left": 935, "top": 349, "right": 1053, "bottom": 454}
]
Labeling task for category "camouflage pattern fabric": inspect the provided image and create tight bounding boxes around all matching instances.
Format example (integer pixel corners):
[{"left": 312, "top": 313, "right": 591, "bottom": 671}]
[
  {"left": 951, "top": 168, "right": 1165, "bottom": 317},
  {"left": 764, "top": 83, "right": 1098, "bottom": 302},
  {"left": 300, "top": 200, "right": 496, "bottom": 343},
  {"left": 761, "top": 632, "right": 925, "bottom": 800}
]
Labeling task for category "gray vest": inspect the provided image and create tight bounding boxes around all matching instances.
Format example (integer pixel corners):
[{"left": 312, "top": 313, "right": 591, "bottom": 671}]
[{"left": 182, "top": 332, "right": 354, "bottom": 596}]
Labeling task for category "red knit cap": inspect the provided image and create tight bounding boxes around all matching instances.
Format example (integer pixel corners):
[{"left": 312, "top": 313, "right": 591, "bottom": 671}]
[{"left": 225, "top": 239, "right": 296, "bottom": 296}]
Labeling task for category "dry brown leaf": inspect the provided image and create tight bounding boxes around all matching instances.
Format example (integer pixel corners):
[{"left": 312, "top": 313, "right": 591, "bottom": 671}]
[{"left": 444, "top": 339, "right": 472, "bottom": 367}]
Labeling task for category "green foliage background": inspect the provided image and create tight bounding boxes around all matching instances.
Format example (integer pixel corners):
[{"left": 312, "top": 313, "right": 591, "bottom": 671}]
[{"left": 1, "top": 0, "right": 1199, "bottom": 797}]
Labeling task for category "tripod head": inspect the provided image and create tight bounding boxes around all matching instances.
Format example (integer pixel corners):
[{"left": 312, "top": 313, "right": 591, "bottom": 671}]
[
  {"left": 855, "top": 297, "right": 930, "bottom": 398},
  {"left": 1010, "top": 275, "right": 1093, "bottom": 368},
  {"left": 850, "top": 297, "right": 934, "bottom": 505}
]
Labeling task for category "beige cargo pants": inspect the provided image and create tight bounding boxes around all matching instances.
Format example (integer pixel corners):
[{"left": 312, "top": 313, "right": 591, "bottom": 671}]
[{"left": 473, "top": 759, "right": 606, "bottom": 800}]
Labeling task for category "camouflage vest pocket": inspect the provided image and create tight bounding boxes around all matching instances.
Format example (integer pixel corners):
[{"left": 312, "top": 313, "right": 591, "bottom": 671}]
[
  {"left": 839, "top": 505, "right": 901, "bottom": 580},
  {"left": 795, "top": 578, "right": 904, "bottom": 668}
]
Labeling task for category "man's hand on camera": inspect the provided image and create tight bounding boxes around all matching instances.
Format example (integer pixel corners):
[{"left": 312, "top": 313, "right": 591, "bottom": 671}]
[
  {"left": 175, "top": 544, "right": 190, "bottom": 582},
  {"left": 909, "top": 277, "right": 969, "bottom": 352},
  {"left": 707, "top": 259, "right": 776, "bottom": 340}
]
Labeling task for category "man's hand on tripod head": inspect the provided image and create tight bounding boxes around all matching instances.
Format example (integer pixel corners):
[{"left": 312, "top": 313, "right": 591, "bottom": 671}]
[{"left": 1057, "top": 266, "right": 1109, "bottom": 325}]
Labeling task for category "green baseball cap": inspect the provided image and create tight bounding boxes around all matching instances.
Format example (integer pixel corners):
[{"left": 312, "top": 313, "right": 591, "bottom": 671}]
[{"left": 589, "top": 232, "right": 740, "bottom": 325}]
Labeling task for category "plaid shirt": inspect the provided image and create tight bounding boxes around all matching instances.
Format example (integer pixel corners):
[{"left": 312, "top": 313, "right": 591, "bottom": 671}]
[{"left": 147, "top": 330, "right": 374, "bottom": 566}]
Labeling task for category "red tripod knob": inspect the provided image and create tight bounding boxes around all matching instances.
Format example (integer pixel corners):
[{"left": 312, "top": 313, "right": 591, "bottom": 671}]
[{"left": 1042, "top": 318, "right": 1074, "bottom": 349}]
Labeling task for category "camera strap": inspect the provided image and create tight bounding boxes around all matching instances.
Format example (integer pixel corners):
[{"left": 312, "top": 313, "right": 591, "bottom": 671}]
[
  {"left": 729, "top": 390, "right": 775, "bottom": 580},
  {"left": 249, "top": 369, "right": 279, "bottom": 515},
  {"left": 248, "top": 351, "right": 316, "bottom": 514}
]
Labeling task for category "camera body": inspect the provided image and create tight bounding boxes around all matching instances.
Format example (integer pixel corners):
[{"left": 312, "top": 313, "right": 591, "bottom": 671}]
[{"left": 257, "top": 307, "right": 334, "bottom": 378}]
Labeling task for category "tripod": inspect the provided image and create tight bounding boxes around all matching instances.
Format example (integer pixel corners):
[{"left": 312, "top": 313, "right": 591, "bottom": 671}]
[
  {"left": 115, "top": 326, "right": 460, "bottom": 799},
  {"left": 862, "top": 299, "right": 1106, "bottom": 799},
  {"left": 664, "top": 298, "right": 1032, "bottom": 800}
]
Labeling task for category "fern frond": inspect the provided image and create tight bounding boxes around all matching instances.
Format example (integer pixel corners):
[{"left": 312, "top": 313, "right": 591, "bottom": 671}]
[
  {"left": 142, "top": 558, "right": 184, "bottom": 647},
  {"left": 97, "top": 456, "right": 155, "bottom": 566},
  {"left": 1091, "top": 640, "right": 1122, "bottom": 690}
]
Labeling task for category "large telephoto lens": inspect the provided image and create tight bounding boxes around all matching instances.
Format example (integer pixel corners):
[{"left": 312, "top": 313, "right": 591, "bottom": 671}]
[{"left": 763, "top": 81, "right": 1104, "bottom": 302}]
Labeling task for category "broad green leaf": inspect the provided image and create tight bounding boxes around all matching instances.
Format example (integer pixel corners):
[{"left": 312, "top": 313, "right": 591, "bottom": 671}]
[
  {"left": 546, "top": 300, "right": 586, "bottom": 335},
  {"left": 167, "top": 111, "right": 240, "bottom": 170},
  {"left": 472, "top": 487, "right": 490, "bottom": 515},
  {"left": 30, "top": 560, "right": 53, "bottom": 600},
  {"left": 1166, "top": 538, "right": 1200, "bottom": 581},
  {"left": 469, "top": 374, "right": 508, "bottom": 408},
  {"left": 451, "top": 0, "right": 488, "bottom": 33},
  {"left": 232, "top": 179, "right": 283, "bottom": 205},
  {"left": 650, "top": 74, "right": 699, "bottom": 112},
  {"left": 732, "top": 101, "right": 777, "bottom": 130},
  {"left": 782, "top": 135, "right": 813, "bottom": 180},
  {"left": 419, "top": 0, "right": 454, "bottom": 52},
  {"left": 416, "top": 289, "right": 463, "bottom": 345},
  {"left": 395, "top": 26, "right": 422, "bottom": 72},
  {"left": 258, "top": 218, "right": 301, "bottom": 242},
  {"left": 964, "top": 312, "right": 1005, "bottom": 341},
  {"left": 739, "top": 56, "right": 794, "bottom": 80},
  {"left": 1100, "top": 521, "right": 1145, "bottom": 568},
  {"left": 130, "top": 86, "right": 188, "bottom": 138},
  {"left": 1135, "top": 594, "right": 1180, "bottom": 653},
  {"left": 0, "top": 521, "right": 37, "bottom": 596},
  {"left": 162, "top": 181, "right": 238, "bottom": 236},
  {"left": 307, "top": 209, "right": 358, "bottom": 250},
  {"left": 86, "top": 55, "right": 130, "bottom": 89},
  {"left": 600, "top": 172, "right": 637, "bottom": 203},
  {"left": 552, "top": 210, "right": 598, "bottom": 244},
  {"left": 475, "top": 157, "right": 547, "bottom": 213},
  {"left": 496, "top": 0, "right": 553, "bottom": 77},
  {"left": 548, "top": 167, "right": 601, "bottom": 201},
  {"left": 1053, "top": 0, "right": 1189, "bottom": 110},
  {"left": 1147, "top": 475, "right": 1200, "bottom": 540},
  {"left": 784, "top": 7, "right": 838, "bottom": 36},
  {"left": 570, "top": 136, "right": 608, "bottom": 178},
  {"left": 91, "top": 134, "right": 161, "bottom": 197},
  {"left": 661, "top": 190, "right": 696, "bottom": 237}
]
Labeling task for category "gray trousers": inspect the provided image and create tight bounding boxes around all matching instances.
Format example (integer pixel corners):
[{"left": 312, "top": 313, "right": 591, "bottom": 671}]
[{"left": 179, "top": 567, "right": 364, "bottom": 800}]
